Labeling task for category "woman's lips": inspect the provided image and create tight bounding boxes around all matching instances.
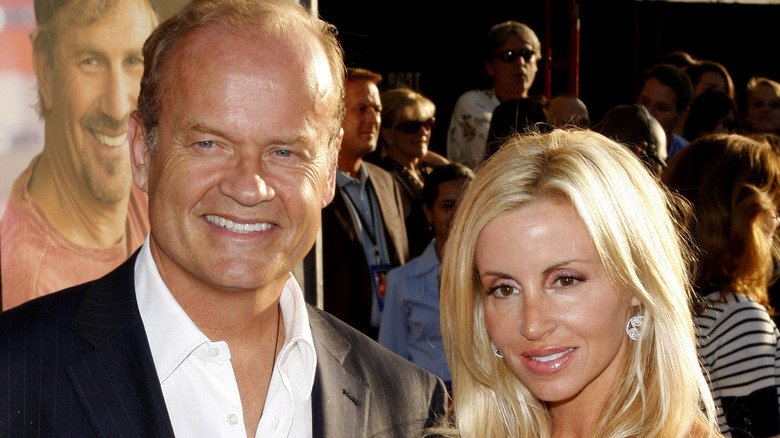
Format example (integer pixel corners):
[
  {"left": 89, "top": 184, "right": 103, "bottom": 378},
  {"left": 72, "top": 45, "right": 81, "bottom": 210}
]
[{"left": 521, "top": 347, "right": 576, "bottom": 375}]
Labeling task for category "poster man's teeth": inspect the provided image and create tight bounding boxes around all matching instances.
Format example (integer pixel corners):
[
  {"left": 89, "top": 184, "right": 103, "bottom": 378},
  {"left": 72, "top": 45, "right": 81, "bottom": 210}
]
[{"left": 94, "top": 132, "right": 126, "bottom": 147}]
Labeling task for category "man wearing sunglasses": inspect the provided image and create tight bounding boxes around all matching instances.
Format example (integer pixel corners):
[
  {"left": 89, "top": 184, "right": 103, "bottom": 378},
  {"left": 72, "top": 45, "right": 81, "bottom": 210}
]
[{"left": 446, "top": 21, "right": 541, "bottom": 169}]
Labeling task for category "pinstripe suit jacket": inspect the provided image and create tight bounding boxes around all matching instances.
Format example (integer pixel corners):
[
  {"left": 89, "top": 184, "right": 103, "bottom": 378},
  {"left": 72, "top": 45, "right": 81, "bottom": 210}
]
[{"left": 0, "top": 255, "right": 446, "bottom": 437}]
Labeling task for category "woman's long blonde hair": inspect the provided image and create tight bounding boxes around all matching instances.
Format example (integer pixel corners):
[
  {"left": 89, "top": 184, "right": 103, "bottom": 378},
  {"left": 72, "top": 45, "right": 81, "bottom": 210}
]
[{"left": 437, "top": 130, "right": 719, "bottom": 437}]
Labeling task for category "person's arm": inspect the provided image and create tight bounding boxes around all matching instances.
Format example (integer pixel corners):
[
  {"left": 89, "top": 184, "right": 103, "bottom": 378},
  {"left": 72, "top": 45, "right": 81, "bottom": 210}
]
[
  {"left": 378, "top": 269, "right": 411, "bottom": 360},
  {"left": 420, "top": 150, "right": 449, "bottom": 169}
]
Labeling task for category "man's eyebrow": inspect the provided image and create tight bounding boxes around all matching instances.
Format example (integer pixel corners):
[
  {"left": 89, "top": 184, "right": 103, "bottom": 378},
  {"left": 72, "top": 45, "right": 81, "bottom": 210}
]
[{"left": 183, "top": 121, "right": 318, "bottom": 147}]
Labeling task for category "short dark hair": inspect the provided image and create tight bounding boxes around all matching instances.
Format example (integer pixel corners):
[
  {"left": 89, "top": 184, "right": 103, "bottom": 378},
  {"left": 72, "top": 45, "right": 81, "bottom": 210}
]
[
  {"left": 31, "top": 0, "right": 157, "bottom": 116},
  {"left": 422, "top": 163, "right": 474, "bottom": 208},
  {"left": 641, "top": 64, "right": 693, "bottom": 112},
  {"left": 347, "top": 67, "right": 382, "bottom": 85},
  {"left": 683, "top": 90, "right": 739, "bottom": 141}
]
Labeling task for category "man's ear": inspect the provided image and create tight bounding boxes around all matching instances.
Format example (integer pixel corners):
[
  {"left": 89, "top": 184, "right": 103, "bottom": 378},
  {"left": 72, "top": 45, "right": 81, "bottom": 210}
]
[
  {"left": 128, "top": 111, "right": 150, "bottom": 193},
  {"left": 32, "top": 48, "right": 53, "bottom": 113},
  {"left": 321, "top": 129, "right": 343, "bottom": 208}
]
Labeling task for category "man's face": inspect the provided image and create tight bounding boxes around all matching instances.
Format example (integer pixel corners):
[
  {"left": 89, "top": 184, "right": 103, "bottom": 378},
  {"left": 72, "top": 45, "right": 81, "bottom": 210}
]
[
  {"left": 486, "top": 33, "right": 538, "bottom": 101},
  {"left": 37, "top": 0, "right": 155, "bottom": 203},
  {"left": 340, "top": 79, "right": 381, "bottom": 161},
  {"left": 638, "top": 78, "right": 682, "bottom": 138},
  {"left": 129, "top": 27, "right": 339, "bottom": 295}
]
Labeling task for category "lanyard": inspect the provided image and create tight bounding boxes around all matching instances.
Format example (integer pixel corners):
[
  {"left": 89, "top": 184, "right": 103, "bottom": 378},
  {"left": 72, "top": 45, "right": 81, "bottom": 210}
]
[{"left": 342, "top": 182, "right": 383, "bottom": 265}]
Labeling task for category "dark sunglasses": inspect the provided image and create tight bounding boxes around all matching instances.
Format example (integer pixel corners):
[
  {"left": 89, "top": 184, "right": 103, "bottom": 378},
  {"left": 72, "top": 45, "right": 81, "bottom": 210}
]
[
  {"left": 395, "top": 118, "right": 435, "bottom": 134},
  {"left": 493, "top": 48, "right": 536, "bottom": 63}
]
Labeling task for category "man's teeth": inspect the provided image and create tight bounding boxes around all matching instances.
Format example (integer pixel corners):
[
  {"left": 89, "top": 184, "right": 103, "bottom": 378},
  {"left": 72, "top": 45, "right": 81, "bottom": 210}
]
[
  {"left": 205, "top": 215, "right": 272, "bottom": 234},
  {"left": 94, "top": 132, "right": 127, "bottom": 147},
  {"left": 532, "top": 348, "right": 574, "bottom": 362}
]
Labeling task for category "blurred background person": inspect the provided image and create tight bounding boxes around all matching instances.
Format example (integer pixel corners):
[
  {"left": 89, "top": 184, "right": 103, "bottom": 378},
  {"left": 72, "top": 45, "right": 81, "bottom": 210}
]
[
  {"left": 638, "top": 63, "right": 693, "bottom": 160},
  {"left": 447, "top": 21, "right": 540, "bottom": 170},
  {"left": 547, "top": 94, "right": 589, "bottom": 129},
  {"left": 379, "top": 163, "right": 474, "bottom": 387},
  {"left": 683, "top": 90, "right": 740, "bottom": 141},
  {"left": 687, "top": 60, "right": 736, "bottom": 100},
  {"left": 378, "top": 88, "right": 444, "bottom": 258},
  {"left": 321, "top": 67, "right": 408, "bottom": 339},
  {"left": 1, "top": 0, "right": 156, "bottom": 309},
  {"left": 663, "top": 134, "right": 780, "bottom": 438},
  {"left": 594, "top": 104, "right": 667, "bottom": 177},
  {"left": 483, "top": 97, "right": 549, "bottom": 162},
  {"left": 659, "top": 50, "right": 697, "bottom": 70},
  {"left": 435, "top": 130, "right": 718, "bottom": 437},
  {"left": 743, "top": 77, "right": 780, "bottom": 136}
]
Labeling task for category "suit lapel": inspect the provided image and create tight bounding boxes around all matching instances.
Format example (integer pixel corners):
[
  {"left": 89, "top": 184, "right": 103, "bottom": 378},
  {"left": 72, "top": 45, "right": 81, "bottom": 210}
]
[
  {"left": 330, "top": 187, "right": 361, "bottom": 244},
  {"left": 364, "top": 163, "right": 407, "bottom": 265},
  {"left": 68, "top": 254, "right": 175, "bottom": 438},
  {"left": 308, "top": 306, "right": 369, "bottom": 438}
]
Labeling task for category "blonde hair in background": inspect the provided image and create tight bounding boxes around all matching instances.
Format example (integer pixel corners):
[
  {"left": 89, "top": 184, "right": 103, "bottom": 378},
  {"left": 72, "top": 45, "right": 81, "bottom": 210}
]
[
  {"left": 380, "top": 88, "right": 436, "bottom": 130},
  {"left": 437, "top": 130, "right": 719, "bottom": 437}
]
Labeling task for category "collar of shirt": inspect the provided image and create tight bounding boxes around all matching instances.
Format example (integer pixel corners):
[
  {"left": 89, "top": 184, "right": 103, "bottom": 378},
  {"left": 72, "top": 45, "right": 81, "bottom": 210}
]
[
  {"left": 134, "top": 237, "right": 317, "bottom": 436},
  {"left": 336, "top": 163, "right": 369, "bottom": 189}
]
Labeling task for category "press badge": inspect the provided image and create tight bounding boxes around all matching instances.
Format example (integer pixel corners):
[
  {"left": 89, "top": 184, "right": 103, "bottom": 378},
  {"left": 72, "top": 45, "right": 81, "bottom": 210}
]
[{"left": 371, "top": 264, "right": 391, "bottom": 310}]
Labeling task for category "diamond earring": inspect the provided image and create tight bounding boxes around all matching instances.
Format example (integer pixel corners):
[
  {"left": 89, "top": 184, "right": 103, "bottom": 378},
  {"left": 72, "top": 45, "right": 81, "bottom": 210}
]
[
  {"left": 626, "top": 314, "right": 643, "bottom": 340},
  {"left": 491, "top": 341, "right": 504, "bottom": 358}
]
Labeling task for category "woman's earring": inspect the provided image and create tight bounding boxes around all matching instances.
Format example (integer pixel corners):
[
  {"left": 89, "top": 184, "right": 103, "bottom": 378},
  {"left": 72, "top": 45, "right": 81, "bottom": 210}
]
[
  {"left": 491, "top": 341, "right": 504, "bottom": 358},
  {"left": 626, "top": 314, "right": 643, "bottom": 340}
]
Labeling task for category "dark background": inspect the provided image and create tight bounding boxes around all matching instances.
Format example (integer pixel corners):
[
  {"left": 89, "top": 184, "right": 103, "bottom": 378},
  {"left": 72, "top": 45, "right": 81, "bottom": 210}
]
[{"left": 318, "top": 0, "right": 780, "bottom": 157}]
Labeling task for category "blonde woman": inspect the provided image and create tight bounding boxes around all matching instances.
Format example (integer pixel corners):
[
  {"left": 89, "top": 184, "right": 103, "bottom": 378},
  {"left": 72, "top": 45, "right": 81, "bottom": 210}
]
[{"left": 437, "top": 130, "right": 720, "bottom": 437}]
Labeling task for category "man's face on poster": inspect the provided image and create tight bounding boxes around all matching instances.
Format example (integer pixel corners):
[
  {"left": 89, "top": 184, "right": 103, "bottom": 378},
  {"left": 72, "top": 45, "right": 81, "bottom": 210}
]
[{"left": 36, "top": 0, "right": 156, "bottom": 204}]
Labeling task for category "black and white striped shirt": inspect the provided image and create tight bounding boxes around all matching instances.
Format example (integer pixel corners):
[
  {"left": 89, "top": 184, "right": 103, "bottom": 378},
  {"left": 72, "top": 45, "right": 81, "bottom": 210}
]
[{"left": 696, "top": 291, "right": 780, "bottom": 437}]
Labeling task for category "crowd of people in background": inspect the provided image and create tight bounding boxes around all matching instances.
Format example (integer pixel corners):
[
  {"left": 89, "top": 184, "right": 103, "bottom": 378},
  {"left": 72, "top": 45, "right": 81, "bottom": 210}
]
[
  {"left": 369, "top": 19, "right": 780, "bottom": 437},
  {"left": 3, "top": 2, "right": 780, "bottom": 436}
]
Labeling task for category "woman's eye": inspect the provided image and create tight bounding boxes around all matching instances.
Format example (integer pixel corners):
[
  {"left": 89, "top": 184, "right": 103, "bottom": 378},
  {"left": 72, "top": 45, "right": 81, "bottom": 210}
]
[
  {"left": 489, "top": 285, "right": 517, "bottom": 297},
  {"left": 554, "top": 275, "right": 583, "bottom": 287}
]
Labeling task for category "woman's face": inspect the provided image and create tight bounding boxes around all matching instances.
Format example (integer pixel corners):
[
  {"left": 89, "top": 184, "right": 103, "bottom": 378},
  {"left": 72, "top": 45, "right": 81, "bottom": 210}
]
[
  {"left": 477, "top": 198, "right": 637, "bottom": 412},
  {"left": 745, "top": 84, "right": 780, "bottom": 134},
  {"left": 384, "top": 105, "right": 433, "bottom": 164}
]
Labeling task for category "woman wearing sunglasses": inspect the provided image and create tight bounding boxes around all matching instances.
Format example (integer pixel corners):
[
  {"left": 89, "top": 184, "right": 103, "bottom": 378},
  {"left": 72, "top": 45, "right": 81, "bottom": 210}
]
[{"left": 379, "top": 88, "right": 442, "bottom": 258}]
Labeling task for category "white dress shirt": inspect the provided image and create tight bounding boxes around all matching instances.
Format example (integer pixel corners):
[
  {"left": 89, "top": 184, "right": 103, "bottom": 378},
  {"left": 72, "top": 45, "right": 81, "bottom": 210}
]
[{"left": 134, "top": 237, "right": 317, "bottom": 437}]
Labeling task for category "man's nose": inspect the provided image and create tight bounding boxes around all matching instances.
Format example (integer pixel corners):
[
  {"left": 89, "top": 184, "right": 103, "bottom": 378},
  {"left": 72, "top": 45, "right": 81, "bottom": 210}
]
[
  {"left": 220, "top": 160, "right": 276, "bottom": 207},
  {"left": 101, "top": 66, "right": 136, "bottom": 125}
]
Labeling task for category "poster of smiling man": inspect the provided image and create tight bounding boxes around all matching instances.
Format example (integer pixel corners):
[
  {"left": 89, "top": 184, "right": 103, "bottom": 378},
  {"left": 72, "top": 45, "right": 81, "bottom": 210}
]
[{"left": 0, "top": 0, "right": 157, "bottom": 309}]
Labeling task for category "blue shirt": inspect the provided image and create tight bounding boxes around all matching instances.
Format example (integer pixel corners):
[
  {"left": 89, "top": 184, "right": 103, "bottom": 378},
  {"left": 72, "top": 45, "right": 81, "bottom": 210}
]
[
  {"left": 336, "top": 164, "right": 391, "bottom": 327},
  {"left": 667, "top": 133, "right": 689, "bottom": 160},
  {"left": 378, "top": 240, "right": 450, "bottom": 384}
]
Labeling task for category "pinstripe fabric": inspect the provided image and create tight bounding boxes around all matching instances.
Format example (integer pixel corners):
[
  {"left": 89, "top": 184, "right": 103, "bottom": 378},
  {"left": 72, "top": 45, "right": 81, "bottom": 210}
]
[
  {"left": 0, "top": 254, "right": 174, "bottom": 438},
  {"left": 1, "top": 255, "right": 446, "bottom": 437},
  {"left": 696, "top": 291, "right": 780, "bottom": 437}
]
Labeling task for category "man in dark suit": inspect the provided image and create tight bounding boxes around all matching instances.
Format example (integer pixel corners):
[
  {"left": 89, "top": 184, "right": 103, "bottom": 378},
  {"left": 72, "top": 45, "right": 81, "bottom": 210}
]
[
  {"left": 321, "top": 68, "right": 409, "bottom": 340},
  {"left": 0, "top": 0, "right": 445, "bottom": 436}
]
